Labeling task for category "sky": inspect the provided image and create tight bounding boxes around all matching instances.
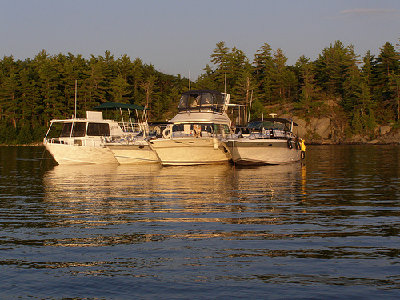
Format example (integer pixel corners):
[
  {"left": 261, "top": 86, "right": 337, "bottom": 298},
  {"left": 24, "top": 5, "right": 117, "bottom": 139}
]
[{"left": 1, "top": 0, "right": 399, "bottom": 78}]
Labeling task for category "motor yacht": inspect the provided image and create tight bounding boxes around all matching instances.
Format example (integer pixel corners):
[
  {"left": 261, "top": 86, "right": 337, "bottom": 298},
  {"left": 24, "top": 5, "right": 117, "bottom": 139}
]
[
  {"left": 225, "top": 117, "right": 306, "bottom": 165},
  {"left": 44, "top": 102, "right": 156, "bottom": 165},
  {"left": 44, "top": 110, "right": 123, "bottom": 164},
  {"left": 149, "top": 90, "right": 232, "bottom": 165}
]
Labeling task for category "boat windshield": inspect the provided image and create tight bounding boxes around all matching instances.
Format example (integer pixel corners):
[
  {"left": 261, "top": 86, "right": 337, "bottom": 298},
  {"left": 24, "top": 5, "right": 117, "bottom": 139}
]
[
  {"left": 59, "top": 122, "right": 86, "bottom": 137},
  {"left": 170, "top": 123, "right": 231, "bottom": 138},
  {"left": 248, "top": 121, "right": 288, "bottom": 131}
]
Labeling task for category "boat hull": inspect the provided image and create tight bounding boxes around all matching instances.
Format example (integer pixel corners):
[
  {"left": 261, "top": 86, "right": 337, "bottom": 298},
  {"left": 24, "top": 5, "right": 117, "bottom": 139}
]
[
  {"left": 45, "top": 142, "right": 118, "bottom": 165},
  {"left": 226, "top": 139, "right": 301, "bottom": 165},
  {"left": 149, "top": 137, "right": 231, "bottom": 166},
  {"left": 106, "top": 144, "right": 159, "bottom": 164}
]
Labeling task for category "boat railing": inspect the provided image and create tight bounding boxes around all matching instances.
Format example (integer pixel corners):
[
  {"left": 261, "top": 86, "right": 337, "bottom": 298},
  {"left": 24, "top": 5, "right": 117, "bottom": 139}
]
[
  {"left": 46, "top": 136, "right": 110, "bottom": 147},
  {"left": 169, "top": 130, "right": 220, "bottom": 139},
  {"left": 102, "top": 133, "right": 145, "bottom": 144},
  {"left": 171, "top": 131, "right": 206, "bottom": 138},
  {"left": 45, "top": 137, "right": 66, "bottom": 145},
  {"left": 118, "top": 121, "right": 145, "bottom": 133}
]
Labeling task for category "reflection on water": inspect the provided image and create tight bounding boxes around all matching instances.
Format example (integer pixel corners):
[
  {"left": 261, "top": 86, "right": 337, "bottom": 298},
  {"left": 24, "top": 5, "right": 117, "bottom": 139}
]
[
  {"left": 1, "top": 145, "right": 400, "bottom": 298},
  {"left": 43, "top": 163, "right": 305, "bottom": 233}
]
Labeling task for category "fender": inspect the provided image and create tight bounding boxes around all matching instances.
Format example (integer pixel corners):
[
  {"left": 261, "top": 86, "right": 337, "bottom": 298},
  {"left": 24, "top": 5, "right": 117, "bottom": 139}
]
[{"left": 162, "top": 127, "right": 172, "bottom": 139}]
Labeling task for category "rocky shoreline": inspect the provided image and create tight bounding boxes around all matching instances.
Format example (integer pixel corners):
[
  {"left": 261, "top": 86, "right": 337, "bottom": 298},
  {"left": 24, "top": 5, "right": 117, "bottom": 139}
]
[{"left": 291, "top": 116, "right": 400, "bottom": 145}]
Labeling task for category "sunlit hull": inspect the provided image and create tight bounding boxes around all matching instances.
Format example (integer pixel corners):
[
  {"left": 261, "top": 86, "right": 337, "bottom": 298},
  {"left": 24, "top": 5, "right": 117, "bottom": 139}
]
[
  {"left": 226, "top": 139, "right": 301, "bottom": 165},
  {"left": 149, "top": 137, "right": 231, "bottom": 166},
  {"left": 106, "top": 143, "right": 160, "bottom": 164},
  {"left": 44, "top": 142, "right": 118, "bottom": 165}
]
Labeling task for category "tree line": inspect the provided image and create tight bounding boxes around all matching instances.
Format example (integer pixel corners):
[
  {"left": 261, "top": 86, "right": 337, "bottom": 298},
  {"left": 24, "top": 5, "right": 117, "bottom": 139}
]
[
  {"left": 0, "top": 40, "right": 399, "bottom": 144},
  {"left": 0, "top": 50, "right": 186, "bottom": 144},
  {"left": 198, "top": 40, "right": 400, "bottom": 138}
]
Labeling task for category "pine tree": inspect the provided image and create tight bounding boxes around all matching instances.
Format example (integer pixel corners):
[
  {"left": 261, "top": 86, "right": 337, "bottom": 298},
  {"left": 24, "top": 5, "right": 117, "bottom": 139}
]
[
  {"left": 210, "top": 41, "right": 231, "bottom": 91},
  {"left": 294, "top": 55, "right": 321, "bottom": 115},
  {"left": 271, "top": 48, "right": 294, "bottom": 104},
  {"left": 0, "top": 56, "right": 19, "bottom": 128},
  {"left": 314, "top": 41, "right": 360, "bottom": 98},
  {"left": 110, "top": 74, "right": 131, "bottom": 103},
  {"left": 253, "top": 43, "right": 274, "bottom": 105},
  {"left": 373, "top": 42, "right": 400, "bottom": 121}
]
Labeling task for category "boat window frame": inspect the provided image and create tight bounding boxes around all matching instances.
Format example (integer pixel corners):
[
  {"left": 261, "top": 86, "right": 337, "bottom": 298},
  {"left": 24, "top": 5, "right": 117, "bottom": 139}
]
[
  {"left": 59, "top": 122, "right": 73, "bottom": 138},
  {"left": 87, "top": 122, "right": 111, "bottom": 136},
  {"left": 71, "top": 122, "right": 86, "bottom": 137}
]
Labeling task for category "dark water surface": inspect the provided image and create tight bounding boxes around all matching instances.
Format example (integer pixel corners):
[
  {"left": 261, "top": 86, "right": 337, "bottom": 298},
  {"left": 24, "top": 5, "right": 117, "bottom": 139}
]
[{"left": 0, "top": 145, "right": 399, "bottom": 299}]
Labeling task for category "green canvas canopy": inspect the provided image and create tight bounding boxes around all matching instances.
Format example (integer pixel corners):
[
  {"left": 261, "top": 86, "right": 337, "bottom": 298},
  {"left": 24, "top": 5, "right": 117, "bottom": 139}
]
[{"left": 94, "top": 102, "right": 145, "bottom": 111}]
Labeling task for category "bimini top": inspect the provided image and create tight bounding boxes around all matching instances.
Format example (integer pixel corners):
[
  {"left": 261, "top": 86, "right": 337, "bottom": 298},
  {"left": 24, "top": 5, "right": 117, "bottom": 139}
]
[
  {"left": 178, "top": 90, "right": 228, "bottom": 112},
  {"left": 94, "top": 102, "right": 145, "bottom": 111}
]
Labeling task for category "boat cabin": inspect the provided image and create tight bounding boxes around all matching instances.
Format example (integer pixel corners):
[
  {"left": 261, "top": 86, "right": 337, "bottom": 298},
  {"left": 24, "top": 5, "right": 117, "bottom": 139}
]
[
  {"left": 45, "top": 111, "right": 124, "bottom": 146},
  {"left": 178, "top": 90, "right": 228, "bottom": 113}
]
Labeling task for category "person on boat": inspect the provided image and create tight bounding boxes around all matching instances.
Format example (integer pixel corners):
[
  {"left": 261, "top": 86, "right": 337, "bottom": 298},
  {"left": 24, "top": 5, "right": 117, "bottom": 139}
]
[
  {"left": 193, "top": 124, "right": 201, "bottom": 138},
  {"left": 299, "top": 138, "right": 306, "bottom": 159}
]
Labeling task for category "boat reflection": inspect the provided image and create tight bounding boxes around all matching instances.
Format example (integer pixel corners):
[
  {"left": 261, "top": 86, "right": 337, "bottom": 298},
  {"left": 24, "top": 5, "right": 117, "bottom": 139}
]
[
  {"left": 44, "top": 162, "right": 304, "bottom": 212},
  {"left": 232, "top": 163, "right": 304, "bottom": 197},
  {"left": 44, "top": 163, "right": 163, "bottom": 202},
  {"left": 43, "top": 162, "right": 305, "bottom": 245}
]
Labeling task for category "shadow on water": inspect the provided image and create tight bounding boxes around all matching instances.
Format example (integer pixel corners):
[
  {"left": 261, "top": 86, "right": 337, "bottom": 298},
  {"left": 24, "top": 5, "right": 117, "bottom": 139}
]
[{"left": 1, "top": 145, "right": 400, "bottom": 298}]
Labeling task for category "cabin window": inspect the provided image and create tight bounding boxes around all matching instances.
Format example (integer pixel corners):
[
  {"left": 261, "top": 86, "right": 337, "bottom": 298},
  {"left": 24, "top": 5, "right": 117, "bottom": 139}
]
[
  {"left": 172, "top": 124, "right": 184, "bottom": 132},
  {"left": 54, "top": 122, "right": 87, "bottom": 137},
  {"left": 71, "top": 122, "right": 86, "bottom": 137},
  {"left": 59, "top": 123, "right": 72, "bottom": 137},
  {"left": 87, "top": 122, "right": 110, "bottom": 136},
  {"left": 59, "top": 122, "right": 86, "bottom": 137}
]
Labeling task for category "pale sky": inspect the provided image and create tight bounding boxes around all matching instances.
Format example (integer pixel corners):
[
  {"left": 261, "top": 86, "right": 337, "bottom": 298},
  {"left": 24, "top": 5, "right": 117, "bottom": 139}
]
[{"left": 1, "top": 0, "right": 399, "bottom": 78}]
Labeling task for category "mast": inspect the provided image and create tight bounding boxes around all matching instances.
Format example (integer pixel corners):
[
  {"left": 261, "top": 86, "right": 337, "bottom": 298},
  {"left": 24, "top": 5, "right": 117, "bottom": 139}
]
[{"left": 74, "top": 80, "right": 77, "bottom": 119}]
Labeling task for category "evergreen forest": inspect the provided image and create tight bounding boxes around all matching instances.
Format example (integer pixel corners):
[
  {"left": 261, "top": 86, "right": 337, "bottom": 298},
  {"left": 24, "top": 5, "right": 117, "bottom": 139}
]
[{"left": 0, "top": 39, "right": 399, "bottom": 144}]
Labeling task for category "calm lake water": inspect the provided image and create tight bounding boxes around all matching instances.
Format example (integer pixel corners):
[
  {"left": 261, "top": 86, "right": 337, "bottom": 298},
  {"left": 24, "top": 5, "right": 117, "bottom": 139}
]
[{"left": 0, "top": 145, "right": 400, "bottom": 299}]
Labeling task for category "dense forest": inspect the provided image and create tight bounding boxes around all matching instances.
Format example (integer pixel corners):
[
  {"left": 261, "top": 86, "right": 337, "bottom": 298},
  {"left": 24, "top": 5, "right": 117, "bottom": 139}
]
[{"left": 0, "top": 39, "right": 399, "bottom": 144}]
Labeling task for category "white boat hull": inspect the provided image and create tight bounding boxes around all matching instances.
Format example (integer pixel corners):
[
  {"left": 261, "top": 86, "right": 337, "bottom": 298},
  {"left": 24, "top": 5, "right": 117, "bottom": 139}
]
[
  {"left": 149, "top": 137, "right": 231, "bottom": 166},
  {"left": 226, "top": 139, "right": 301, "bottom": 165},
  {"left": 106, "top": 144, "right": 159, "bottom": 164},
  {"left": 45, "top": 142, "right": 118, "bottom": 165}
]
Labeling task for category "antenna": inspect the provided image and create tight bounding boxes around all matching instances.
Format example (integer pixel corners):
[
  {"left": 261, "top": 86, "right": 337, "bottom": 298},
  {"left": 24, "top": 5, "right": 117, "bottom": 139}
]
[
  {"left": 188, "top": 71, "right": 191, "bottom": 90},
  {"left": 74, "top": 80, "right": 77, "bottom": 119}
]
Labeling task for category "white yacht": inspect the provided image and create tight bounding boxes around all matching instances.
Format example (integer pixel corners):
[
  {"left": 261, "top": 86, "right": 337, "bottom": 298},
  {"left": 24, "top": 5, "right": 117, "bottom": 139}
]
[
  {"left": 44, "top": 102, "right": 157, "bottom": 165},
  {"left": 149, "top": 90, "right": 232, "bottom": 166},
  {"left": 44, "top": 110, "right": 123, "bottom": 164},
  {"left": 225, "top": 117, "right": 306, "bottom": 165}
]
